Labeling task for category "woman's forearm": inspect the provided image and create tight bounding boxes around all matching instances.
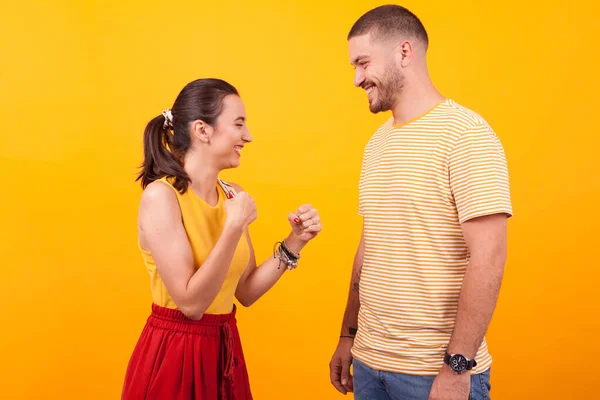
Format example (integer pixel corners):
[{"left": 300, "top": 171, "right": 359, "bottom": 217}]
[{"left": 235, "top": 233, "right": 307, "bottom": 306}]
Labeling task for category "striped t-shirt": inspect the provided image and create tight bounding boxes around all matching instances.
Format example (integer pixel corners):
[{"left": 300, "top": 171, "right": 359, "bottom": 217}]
[{"left": 352, "top": 99, "right": 513, "bottom": 375}]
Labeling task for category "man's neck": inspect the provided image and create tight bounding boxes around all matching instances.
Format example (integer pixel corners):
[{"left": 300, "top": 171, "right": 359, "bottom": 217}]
[{"left": 391, "top": 78, "right": 446, "bottom": 126}]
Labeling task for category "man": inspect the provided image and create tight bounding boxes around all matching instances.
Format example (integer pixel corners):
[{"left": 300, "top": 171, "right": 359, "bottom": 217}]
[{"left": 329, "top": 5, "right": 513, "bottom": 400}]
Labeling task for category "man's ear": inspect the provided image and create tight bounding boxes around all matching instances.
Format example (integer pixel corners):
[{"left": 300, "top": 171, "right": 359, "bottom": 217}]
[{"left": 396, "top": 40, "right": 415, "bottom": 67}]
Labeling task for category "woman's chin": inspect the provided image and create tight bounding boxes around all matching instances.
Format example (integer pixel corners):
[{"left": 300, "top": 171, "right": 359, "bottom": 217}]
[{"left": 224, "top": 159, "right": 241, "bottom": 170}]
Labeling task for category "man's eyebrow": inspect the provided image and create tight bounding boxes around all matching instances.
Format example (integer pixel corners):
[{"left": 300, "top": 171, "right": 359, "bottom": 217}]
[{"left": 352, "top": 55, "right": 369, "bottom": 65}]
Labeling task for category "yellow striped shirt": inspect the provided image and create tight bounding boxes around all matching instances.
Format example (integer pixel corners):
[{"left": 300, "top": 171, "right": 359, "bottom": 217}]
[{"left": 352, "top": 99, "right": 513, "bottom": 375}]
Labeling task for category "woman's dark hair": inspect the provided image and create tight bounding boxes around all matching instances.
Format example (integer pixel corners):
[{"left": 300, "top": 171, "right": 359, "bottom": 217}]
[{"left": 136, "top": 78, "right": 239, "bottom": 193}]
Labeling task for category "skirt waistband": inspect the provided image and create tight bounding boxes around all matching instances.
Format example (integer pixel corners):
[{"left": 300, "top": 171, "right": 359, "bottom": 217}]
[{"left": 148, "top": 303, "right": 237, "bottom": 335}]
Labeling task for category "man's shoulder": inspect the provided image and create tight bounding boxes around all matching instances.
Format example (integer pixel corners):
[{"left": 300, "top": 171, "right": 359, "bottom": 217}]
[{"left": 443, "top": 99, "right": 493, "bottom": 131}]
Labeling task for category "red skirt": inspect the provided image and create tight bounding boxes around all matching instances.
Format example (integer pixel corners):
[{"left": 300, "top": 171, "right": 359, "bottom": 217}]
[{"left": 122, "top": 304, "right": 253, "bottom": 400}]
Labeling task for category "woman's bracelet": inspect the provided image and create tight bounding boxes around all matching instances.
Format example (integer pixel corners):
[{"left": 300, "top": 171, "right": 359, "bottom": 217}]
[{"left": 273, "top": 239, "right": 300, "bottom": 270}]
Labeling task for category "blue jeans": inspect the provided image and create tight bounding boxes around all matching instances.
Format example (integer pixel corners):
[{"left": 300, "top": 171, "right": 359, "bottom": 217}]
[{"left": 353, "top": 359, "right": 491, "bottom": 400}]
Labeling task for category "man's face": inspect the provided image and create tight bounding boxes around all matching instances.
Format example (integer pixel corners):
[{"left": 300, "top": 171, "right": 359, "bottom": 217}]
[{"left": 349, "top": 33, "right": 405, "bottom": 113}]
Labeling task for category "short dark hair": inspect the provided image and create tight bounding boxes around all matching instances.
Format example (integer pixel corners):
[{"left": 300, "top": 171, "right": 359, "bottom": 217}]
[
  {"left": 136, "top": 78, "right": 239, "bottom": 193},
  {"left": 348, "top": 5, "right": 429, "bottom": 49}
]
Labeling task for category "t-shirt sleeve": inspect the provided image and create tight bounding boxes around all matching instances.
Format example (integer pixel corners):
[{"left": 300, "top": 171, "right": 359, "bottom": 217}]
[
  {"left": 449, "top": 123, "right": 513, "bottom": 223},
  {"left": 358, "top": 140, "right": 373, "bottom": 217},
  {"left": 358, "top": 154, "right": 366, "bottom": 216}
]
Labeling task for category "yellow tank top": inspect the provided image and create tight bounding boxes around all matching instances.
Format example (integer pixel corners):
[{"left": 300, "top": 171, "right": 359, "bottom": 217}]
[{"left": 139, "top": 176, "right": 250, "bottom": 314}]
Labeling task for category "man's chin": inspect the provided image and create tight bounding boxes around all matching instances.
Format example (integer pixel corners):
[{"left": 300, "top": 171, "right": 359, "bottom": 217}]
[
  {"left": 369, "top": 102, "right": 384, "bottom": 114},
  {"left": 368, "top": 98, "right": 393, "bottom": 114}
]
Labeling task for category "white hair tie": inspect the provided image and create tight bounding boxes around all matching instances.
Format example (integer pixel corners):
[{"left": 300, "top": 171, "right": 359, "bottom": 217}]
[{"left": 162, "top": 108, "right": 173, "bottom": 130}]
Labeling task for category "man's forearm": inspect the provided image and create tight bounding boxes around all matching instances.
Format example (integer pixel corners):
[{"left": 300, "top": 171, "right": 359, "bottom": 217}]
[
  {"left": 340, "top": 230, "right": 365, "bottom": 337},
  {"left": 341, "top": 265, "right": 361, "bottom": 336},
  {"left": 446, "top": 259, "right": 504, "bottom": 358}
]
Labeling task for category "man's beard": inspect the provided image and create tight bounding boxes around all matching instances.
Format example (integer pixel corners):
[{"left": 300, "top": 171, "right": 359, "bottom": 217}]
[{"left": 369, "top": 62, "right": 405, "bottom": 114}]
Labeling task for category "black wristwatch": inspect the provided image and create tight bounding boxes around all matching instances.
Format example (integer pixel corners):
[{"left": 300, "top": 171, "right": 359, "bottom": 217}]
[{"left": 444, "top": 352, "right": 477, "bottom": 374}]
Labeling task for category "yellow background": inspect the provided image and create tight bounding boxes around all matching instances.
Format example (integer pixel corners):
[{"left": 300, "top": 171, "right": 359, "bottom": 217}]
[{"left": 1, "top": 1, "right": 598, "bottom": 399}]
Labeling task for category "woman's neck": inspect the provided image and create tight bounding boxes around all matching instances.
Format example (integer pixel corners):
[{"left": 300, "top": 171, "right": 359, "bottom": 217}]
[{"left": 183, "top": 151, "right": 220, "bottom": 205}]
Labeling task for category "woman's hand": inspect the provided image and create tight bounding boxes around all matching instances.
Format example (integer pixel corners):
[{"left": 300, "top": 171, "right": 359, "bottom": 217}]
[
  {"left": 288, "top": 204, "right": 322, "bottom": 243},
  {"left": 224, "top": 191, "right": 257, "bottom": 232}
]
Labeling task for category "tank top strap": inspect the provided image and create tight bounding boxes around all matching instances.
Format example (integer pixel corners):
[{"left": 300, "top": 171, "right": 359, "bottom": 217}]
[{"left": 153, "top": 176, "right": 182, "bottom": 197}]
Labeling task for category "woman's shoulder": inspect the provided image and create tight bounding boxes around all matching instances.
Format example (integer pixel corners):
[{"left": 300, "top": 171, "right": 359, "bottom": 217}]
[{"left": 140, "top": 179, "right": 179, "bottom": 210}]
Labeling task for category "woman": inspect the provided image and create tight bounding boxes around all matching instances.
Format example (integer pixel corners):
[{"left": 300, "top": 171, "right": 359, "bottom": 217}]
[{"left": 121, "top": 78, "right": 322, "bottom": 400}]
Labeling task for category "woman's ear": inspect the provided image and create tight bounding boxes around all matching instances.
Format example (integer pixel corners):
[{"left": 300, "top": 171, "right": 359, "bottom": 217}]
[{"left": 191, "top": 120, "right": 213, "bottom": 143}]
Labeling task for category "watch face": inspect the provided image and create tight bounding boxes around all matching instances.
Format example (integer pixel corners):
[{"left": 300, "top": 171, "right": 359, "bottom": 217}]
[{"left": 450, "top": 354, "right": 468, "bottom": 372}]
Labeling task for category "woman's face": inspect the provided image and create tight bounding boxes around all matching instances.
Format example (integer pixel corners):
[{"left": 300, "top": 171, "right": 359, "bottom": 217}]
[{"left": 204, "top": 94, "right": 253, "bottom": 170}]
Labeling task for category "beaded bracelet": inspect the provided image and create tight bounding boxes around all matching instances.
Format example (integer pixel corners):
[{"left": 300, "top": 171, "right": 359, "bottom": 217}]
[{"left": 273, "top": 240, "right": 301, "bottom": 270}]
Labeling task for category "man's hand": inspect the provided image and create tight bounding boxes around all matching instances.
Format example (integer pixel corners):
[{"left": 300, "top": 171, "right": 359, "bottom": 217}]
[
  {"left": 329, "top": 338, "right": 354, "bottom": 394},
  {"left": 428, "top": 365, "right": 470, "bottom": 400}
]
